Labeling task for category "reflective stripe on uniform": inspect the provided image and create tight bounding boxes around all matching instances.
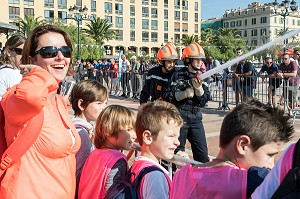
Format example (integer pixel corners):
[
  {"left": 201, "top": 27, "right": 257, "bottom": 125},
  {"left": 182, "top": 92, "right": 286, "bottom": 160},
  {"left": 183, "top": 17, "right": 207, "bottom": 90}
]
[{"left": 146, "top": 75, "right": 169, "bottom": 82}]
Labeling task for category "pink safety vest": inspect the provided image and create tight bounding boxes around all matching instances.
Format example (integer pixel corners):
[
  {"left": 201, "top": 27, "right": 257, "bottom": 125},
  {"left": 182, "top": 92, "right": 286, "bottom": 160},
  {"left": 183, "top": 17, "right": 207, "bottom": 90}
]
[
  {"left": 171, "top": 164, "right": 248, "bottom": 199},
  {"left": 279, "top": 143, "right": 295, "bottom": 182},
  {"left": 130, "top": 159, "right": 171, "bottom": 199},
  {"left": 78, "top": 149, "right": 128, "bottom": 199}
]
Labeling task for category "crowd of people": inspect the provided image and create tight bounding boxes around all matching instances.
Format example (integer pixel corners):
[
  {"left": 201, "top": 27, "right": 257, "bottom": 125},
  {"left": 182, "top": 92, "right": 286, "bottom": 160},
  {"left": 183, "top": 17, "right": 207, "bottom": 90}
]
[{"left": 0, "top": 24, "right": 298, "bottom": 199}]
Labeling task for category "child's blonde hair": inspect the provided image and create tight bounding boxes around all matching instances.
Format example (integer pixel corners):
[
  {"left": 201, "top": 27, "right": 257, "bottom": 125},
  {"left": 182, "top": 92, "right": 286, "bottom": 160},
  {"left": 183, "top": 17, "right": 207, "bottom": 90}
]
[{"left": 94, "top": 105, "right": 136, "bottom": 148}]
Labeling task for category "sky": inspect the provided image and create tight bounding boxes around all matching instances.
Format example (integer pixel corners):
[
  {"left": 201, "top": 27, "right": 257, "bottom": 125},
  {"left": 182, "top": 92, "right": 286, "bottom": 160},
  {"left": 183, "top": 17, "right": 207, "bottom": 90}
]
[{"left": 201, "top": 0, "right": 272, "bottom": 20}]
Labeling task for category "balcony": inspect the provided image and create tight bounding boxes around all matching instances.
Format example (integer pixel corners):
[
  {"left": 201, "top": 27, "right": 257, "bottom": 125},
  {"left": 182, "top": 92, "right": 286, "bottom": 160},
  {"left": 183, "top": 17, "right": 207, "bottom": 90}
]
[
  {"left": 115, "top": 10, "right": 123, "bottom": 15},
  {"left": 151, "top": 2, "right": 157, "bottom": 6},
  {"left": 151, "top": 26, "right": 157, "bottom": 30},
  {"left": 58, "top": 4, "right": 67, "bottom": 9},
  {"left": 130, "top": 12, "right": 135, "bottom": 16},
  {"left": 142, "top": 13, "right": 149, "bottom": 17},
  {"left": 9, "top": 14, "right": 19, "bottom": 20},
  {"left": 151, "top": 14, "right": 157, "bottom": 18},
  {"left": 182, "top": 28, "right": 188, "bottom": 32},
  {"left": 142, "top": 25, "right": 149, "bottom": 29},
  {"left": 174, "top": 28, "right": 180, "bottom": 32},
  {"left": 182, "top": 6, "right": 188, "bottom": 10},
  {"left": 175, "top": 16, "right": 180, "bottom": 20},
  {"left": 164, "top": 3, "right": 168, "bottom": 8},
  {"left": 142, "top": 38, "right": 149, "bottom": 42},
  {"left": 130, "top": 37, "right": 135, "bottom": 41},
  {"left": 174, "top": 5, "right": 180, "bottom": 9},
  {"left": 105, "top": 9, "right": 112, "bottom": 14},
  {"left": 151, "top": 38, "right": 158, "bottom": 42},
  {"left": 44, "top": 3, "right": 54, "bottom": 7},
  {"left": 182, "top": 17, "right": 188, "bottom": 21},
  {"left": 142, "top": 1, "right": 148, "bottom": 5},
  {"left": 164, "top": 27, "right": 168, "bottom": 31}
]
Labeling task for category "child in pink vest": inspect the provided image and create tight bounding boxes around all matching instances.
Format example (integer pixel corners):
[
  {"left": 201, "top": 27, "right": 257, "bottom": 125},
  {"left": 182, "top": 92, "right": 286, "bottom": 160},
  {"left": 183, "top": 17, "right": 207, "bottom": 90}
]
[
  {"left": 78, "top": 105, "right": 136, "bottom": 199},
  {"left": 171, "top": 98, "right": 294, "bottom": 199},
  {"left": 131, "top": 101, "right": 183, "bottom": 199},
  {"left": 252, "top": 141, "right": 297, "bottom": 198}
]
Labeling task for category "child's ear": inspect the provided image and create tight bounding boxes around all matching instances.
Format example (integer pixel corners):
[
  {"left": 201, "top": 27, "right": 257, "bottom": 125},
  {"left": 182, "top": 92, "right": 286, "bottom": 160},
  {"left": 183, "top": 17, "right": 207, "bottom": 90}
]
[
  {"left": 142, "top": 130, "right": 153, "bottom": 145},
  {"left": 77, "top": 99, "right": 85, "bottom": 111},
  {"left": 236, "top": 135, "right": 251, "bottom": 155}
]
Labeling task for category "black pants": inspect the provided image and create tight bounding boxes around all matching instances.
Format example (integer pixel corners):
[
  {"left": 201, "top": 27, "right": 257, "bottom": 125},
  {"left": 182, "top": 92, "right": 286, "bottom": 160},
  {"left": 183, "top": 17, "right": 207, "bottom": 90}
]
[
  {"left": 121, "top": 73, "right": 131, "bottom": 95},
  {"left": 175, "top": 109, "right": 209, "bottom": 163}
]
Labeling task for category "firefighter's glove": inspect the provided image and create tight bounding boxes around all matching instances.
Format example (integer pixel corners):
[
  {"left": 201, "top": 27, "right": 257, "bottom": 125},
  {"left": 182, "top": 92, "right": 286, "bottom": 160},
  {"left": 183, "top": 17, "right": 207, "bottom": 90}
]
[
  {"left": 191, "top": 78, "right": 204, "bottom": 96},
  {"left": 175, "top": 87, "right": 194, "bottom": 101}
]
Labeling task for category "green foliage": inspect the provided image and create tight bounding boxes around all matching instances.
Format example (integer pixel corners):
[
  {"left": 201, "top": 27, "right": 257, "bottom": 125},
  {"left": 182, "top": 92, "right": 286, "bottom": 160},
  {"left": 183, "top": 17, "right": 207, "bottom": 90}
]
[
  {"left": 180, "top": 34, "right": 199, "bottom": 46},
  {"left": 14, "top": 15, "right": 45, "bottom": 37}
]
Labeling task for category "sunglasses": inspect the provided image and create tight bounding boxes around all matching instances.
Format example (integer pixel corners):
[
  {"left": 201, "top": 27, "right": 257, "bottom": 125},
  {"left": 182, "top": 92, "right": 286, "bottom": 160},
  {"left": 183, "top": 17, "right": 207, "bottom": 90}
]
[
  {"left": 266, "top": 62, "right": 272, "bottom": 64},
  {"left": 283, "top": 58, "right": 289, "bottom": 60},
  {"left": 10, "top": 48, "right": 23, "bottom": 55},
  {"left": 34, "top": 46, "right": 72, "bottom": 58}
]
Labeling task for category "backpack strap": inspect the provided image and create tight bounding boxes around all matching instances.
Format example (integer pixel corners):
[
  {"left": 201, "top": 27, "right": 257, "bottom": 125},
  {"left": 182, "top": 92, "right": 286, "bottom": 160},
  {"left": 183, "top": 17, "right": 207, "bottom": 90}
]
[
  {"left": 0, "top": 109, "right": 44, "bottom": 176},
  {"left": 131, "top": 166, "right": 163, "bottom": 191}
]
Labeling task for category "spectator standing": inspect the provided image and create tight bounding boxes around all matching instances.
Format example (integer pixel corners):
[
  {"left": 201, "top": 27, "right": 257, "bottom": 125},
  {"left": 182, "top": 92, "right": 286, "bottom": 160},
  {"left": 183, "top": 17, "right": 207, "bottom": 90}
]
[
  {"left": 231, "top": 47, "right": 243, "bottom": 105},
  {"left": 0, "top": 24, "right": 81, "bottom": 198},
  {"left": 140, "top": 45, "right": 178, "bottom": 104},
  {"left": 69, "top": 80, "right": 108, "bottom": 198},
  {"left": 108, "top": 58, "right": 119, "bottom": 95},
  {"left": 278, "top": 53, "right": 298, "bottom": 116},
  {"left": 171, "top": 99, "right": 294, "bottom": 199},
  {"left": 131, "top": 56, "right": 142, "bottom": 99},
  {"left": 100, "top": 59, "right": 111, "bottom": 90},
  {"left": 163, "top": 42, "right": 210, "bottom": 163},
  {"left": 0, "top": 35, "right": 25, "bottom": 100},
  {"left": 120, "top": 54, "right": 131, "bottom": 98},
  {"left": 258, "top": 57, "right": 282, "bottom": 107}
]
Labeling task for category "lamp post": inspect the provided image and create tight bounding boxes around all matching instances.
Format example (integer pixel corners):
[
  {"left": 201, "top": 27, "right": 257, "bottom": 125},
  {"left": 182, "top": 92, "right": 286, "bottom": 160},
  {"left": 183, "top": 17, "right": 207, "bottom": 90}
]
[
  {"left": 66, "top": 5, "right": 90, "bottom": 61},
  {"left": 272, "top": 0, "right": 298, "bottom": 53}
]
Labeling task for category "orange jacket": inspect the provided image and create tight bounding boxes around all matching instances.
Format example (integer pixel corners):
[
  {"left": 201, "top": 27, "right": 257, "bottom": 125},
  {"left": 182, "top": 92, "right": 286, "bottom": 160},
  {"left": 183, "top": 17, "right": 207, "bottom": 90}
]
[{"left": 0, "top": 67, "right": 81, "bottom": 199}]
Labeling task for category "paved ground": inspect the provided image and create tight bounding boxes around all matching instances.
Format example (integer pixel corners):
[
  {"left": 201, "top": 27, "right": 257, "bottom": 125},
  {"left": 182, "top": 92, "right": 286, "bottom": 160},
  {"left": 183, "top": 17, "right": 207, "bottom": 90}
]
[{"left": 106, "top": 95, "right": 300, "bottom": 162}]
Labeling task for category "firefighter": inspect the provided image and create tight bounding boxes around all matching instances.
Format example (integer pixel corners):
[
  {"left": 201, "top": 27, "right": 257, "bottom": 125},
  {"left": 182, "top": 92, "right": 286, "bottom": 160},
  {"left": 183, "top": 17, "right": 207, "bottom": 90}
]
[{"left": 163, "top": 42, "right": 210, "bottom": 163}]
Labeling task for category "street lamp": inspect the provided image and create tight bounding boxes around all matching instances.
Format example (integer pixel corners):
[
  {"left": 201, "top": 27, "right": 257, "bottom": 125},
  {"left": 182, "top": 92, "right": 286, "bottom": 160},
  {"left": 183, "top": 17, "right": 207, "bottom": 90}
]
[
  {"left": 272, "top": 0, "right": 298, "bottom": 53},
  {"left": 66, "top": 5, "right": 90, "bottom": 61}
]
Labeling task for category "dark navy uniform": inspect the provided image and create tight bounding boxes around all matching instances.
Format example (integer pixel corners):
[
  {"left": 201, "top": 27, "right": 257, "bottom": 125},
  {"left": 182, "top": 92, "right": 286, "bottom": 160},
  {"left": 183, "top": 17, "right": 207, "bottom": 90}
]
[
  {"left": 163, "top": 67, "right": 210, "bottom": 163},
  {"left": 140, "top": 65, "right": 174, "bottom": 104}
]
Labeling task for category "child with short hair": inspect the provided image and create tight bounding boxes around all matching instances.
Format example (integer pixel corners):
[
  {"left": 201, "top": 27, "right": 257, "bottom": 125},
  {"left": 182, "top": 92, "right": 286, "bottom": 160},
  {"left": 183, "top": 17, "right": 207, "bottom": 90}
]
[
  {"left": 171, "top": 98, "right": 294, "bottom": 199},
  {"left": 131, "top": 100, "right": 183, "bottom": 199},
  {"left": 78, "top": 105, "right": 136, "bottom": 199},
  {"left": 69, "top": 79, "right": 108, "bottom": 197}
]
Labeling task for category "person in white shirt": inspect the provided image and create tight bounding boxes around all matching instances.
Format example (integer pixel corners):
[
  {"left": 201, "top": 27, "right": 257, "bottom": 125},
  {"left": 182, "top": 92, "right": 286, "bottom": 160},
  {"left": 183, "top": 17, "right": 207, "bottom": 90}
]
[{"left": 0, "top": 35, "right": 26, "bottom": 100}]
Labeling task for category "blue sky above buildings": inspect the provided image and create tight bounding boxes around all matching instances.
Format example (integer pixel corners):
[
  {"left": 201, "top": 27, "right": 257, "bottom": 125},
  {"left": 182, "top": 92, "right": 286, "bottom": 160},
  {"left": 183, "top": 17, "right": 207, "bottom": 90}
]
[{"left": 202, "top": 0, "right": 273, "bottom": 20}]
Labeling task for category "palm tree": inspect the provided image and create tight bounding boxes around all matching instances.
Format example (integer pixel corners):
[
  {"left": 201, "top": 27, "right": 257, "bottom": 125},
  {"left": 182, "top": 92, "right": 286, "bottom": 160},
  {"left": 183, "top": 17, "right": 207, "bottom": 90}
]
[
  {"left": 180, "top": 34, "right": 199, "bottom": 46},
  {"left": 14, "top": 15, "right": 45, "bottom": 37},
  {"left": 83, "top": 17, "right": 116, "bottom": 46}
]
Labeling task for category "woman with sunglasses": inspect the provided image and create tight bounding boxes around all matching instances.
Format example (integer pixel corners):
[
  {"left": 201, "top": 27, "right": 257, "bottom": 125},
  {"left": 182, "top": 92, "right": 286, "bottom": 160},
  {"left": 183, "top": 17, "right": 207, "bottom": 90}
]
[
  {"left": 0, "top": 35, "right": 25, "bottom": 100},
  {"left": 0, "top": 25, "right": 81, "bottom": 198}
]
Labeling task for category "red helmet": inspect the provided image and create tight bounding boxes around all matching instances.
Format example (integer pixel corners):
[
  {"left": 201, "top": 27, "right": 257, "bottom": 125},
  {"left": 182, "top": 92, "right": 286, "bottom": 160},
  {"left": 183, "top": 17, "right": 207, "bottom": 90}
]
[
  {"left": 181, "top": 42, "right": 205, "bottom": 60},
  {"left": 157, "top": 45, "right": 178, "bottom": 61},
  {"left": 166, "top": 41, "right": 176, "bottom": 50}
]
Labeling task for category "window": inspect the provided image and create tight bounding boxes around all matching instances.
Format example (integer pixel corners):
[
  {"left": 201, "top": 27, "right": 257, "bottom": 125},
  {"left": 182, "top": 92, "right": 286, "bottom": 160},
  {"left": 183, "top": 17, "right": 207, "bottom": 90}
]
[
  {"left": 164, "top": 33, "right": 168, "bottom": 42},
  {"left": 104, "top": 2, "right": 112, "bottom": 13},
  {"left": 91, "top": 0, "right": 96, "bottom": 12},
  {"left": 151, "top": 8, "right": 157, "bottom": 18},
  {"left": 164, "top": 21, "right": 168, "bottom": 31},
  {"left": 151, "top": 32, "right": 158, "bottom": 42},
  {"left": 195, "top": 13, "right": 198, "bottom": 22},
  {"left": 130, "top": 30, "right": 135, "bottom": 41},
  {"left": 251, "top": 29, "right": 257, "bottom": 36},
  {"left": 230, "top": 21, "right": 235, "bottom": 27},
  {"left": 164, "top": 10, "right": 168, "bottom": 19},
  {"left": 261, "top": 17, "right": 267, "bottom": 24},
  {"left": 195, "top": 24, "right": 198, "bottom": 33},
  {"left": 76, "top": 0, "right": 82, "bottom": 7},
  {"left": 182, "top": 23, "right": 188, "bottom": 32},
  {"left": 174, "top": 0, "right": 180, "bottom": 9},
  {"left": 9, "top": 0, "right": 19, "bottom": 4},
  {"left": 175, "top": 11, "right": 180, "bottom": 20},
  {"left": 24, "top": 8, "right": 34, "bottom": 16},
  {"left": 195, "top": 2, "right": 198, "bottom": 11},
  {"left": 90, "top": 14, "right": 96, "bottom": 20},
  {"left": 142, "top": 19, "right": 149, "bottom": 29},
  {"left": 237, "top": 20, "right": 242, "bottom": 26},
  {"left": 293, "top": 19, "right": 295, "bottom": 25},
  {"left": 223, "top": 22, "right": 229, "bottom": 28},
  {"left": 9, "top": 6, "right": 20, "bottom": 19},
  {"left": 116, "top": 30, "right": 123, "bottom": 40},
  {"left": 174, "top": 22, "right": 180, "bottom": 32},
  {"left": 260, "top": 28, "right": 266, "bottom": 36},
  {"left": 274, "top": 17, "right": 277, "bottom": 23},
  {"left": 44, "top": 10, "right": 54, "bottom": 22},
  {"left": 142, "top": 7, "right": 149, "bottom": 17},
  {"left": 182, "top": 12, "right": 188, "bottom": 21},
  {"left": 130, "top": 18, "right": 135, "bottom": 29},
  {"left": 130, "top": 6, "right": 135, "bottom": 16},
  {"left": 252, "top": 18, "right": 256, "bottom": 25},
  {"left": 142, "top": 31, "right": 149, "bottom": 42},
  {"left": 58, "top": 11, "right": 66, "bottom": 23},
  {"left": 182, "top": 0, "right": 188, "bottom": 10},
  {"left": 244, "top": 19, "right": 247, "bottom": 26},
  {"left": 151, "top": 0, "right": 157, "bottom": 6},
  {"left": 44, "top": 0, "right": 54, "bottom": 7},
  {"left": 130, "top": 0, "right": 135, "bottom": 3},
  {"left": 105, "top": 15, "right": 112, "bottom": 24},
  {"left": 164, "top": 0, "right": 168, "bottom": 7},
  {"left": 24, "top": 0, "right": 34, "bottom": 6},
  {"left": 297, "top": 20, "right": 300, "bottom": 26},
  {"left": 115, "top": 4, "right": 123, "bottom": 14},
  {"left": 58, "top": 0, "right": 66, "bottom": 9},
  {"left": 151, "top": 20, "right": 158, "bottom": 30},
  {"left": 174, "top": 34, "right": 180, "bottom": 43},
  {"left": 280, "top": 18, "right": 284, "bottom": 24},
  {"left": 142, "top": 0, "right": 148, "bottom": 5},
  {"left": 251, "top": 40, "right": 257, "bottom": 46},
  {"left": 244, "top": 30, "right": 247, "bottom": 37},
  {"left": 115, "top": 17, "right": 123, "bottom": 28}
]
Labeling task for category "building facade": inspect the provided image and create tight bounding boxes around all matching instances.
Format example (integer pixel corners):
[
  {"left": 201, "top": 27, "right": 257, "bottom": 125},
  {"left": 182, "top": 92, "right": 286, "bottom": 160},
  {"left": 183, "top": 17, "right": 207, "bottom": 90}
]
[
  {"left": 1, "top": 0, "right": 201, "bottom": 58},
  {"left": 222, "top": 1, "right": 300, "bottom": 47}
]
